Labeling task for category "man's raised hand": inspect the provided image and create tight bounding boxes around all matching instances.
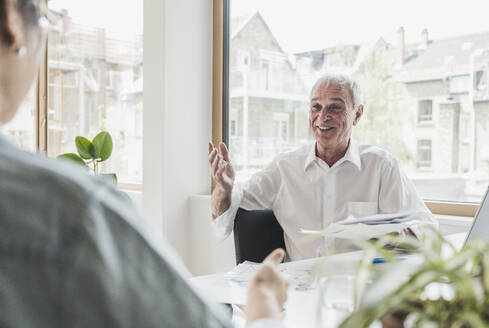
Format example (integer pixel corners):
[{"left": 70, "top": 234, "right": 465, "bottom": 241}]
[{"left": 208, "top": 142, "right": 235, "bottom": 193}]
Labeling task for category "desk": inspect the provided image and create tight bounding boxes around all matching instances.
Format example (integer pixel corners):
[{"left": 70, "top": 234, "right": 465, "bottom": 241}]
[
  {"left": 190, "top": 233, "right": 467, "bottom": 327},
  {"left": 191, "top": 251, "right": 364, "bottom": 327}
]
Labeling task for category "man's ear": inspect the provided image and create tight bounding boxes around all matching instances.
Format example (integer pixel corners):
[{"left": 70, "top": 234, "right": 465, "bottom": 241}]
[{"left": 353, "top": 104, "right": 364, "bottom": 125}]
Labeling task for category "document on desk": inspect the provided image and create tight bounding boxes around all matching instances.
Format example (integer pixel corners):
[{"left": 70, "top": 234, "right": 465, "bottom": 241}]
[
  {"left": 301, "top": 211, "right": 431, "bottom": 240},
  {"left": 225, "top": 260, "right": 315, "bottom": 291}
]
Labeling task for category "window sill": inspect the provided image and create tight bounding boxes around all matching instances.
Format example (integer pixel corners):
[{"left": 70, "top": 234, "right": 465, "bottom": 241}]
[
  {"left": 434, "top": 214, "right": 472, "bottom": 226},
  {"left": 417, "top": 121, "right": 434, "bottom": 127}
]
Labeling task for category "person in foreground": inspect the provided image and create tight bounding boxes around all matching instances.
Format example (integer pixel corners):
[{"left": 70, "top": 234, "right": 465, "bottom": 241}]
[
  {"left": 209, "top": 74, "right": 437, "bottom": 261},
  {"left": 0, "top": 1, "right": 289, "bottom": 327}
]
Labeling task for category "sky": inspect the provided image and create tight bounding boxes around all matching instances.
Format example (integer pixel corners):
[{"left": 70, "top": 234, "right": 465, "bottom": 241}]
[
  {"left": 231, "top": 0, "right": 489, "bottom": 53},
  {"left": 49, "top": 0, "right": 143, "bottom": 40},
  {"left": 48, "top": 0, "right": 489, "bottom": 52}
]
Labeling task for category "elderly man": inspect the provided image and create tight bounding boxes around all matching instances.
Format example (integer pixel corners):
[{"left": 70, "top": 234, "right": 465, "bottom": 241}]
[{"left": 209, "top": 74, "right": 435, "bottom": 261}]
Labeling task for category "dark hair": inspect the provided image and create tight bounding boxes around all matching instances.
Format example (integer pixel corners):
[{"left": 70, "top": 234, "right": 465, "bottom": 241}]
[{"left": 0, "top": 0, "right": 39, "bottom": 46}]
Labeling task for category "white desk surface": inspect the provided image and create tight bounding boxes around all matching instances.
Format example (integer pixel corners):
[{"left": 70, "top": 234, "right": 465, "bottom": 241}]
[
  {"left": 190, "top": 233, "right": 467, "bottom": 327},
  {"left": 190, "top": 251, "right": 364, "bottom": 327}
]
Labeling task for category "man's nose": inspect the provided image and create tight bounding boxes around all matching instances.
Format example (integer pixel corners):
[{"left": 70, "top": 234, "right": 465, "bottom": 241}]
[{"left": 319, "top": 108, "right": 331, "bottom": 121}]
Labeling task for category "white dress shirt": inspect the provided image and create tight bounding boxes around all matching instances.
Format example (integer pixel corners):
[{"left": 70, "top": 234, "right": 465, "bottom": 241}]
[{"left": 213, "top": 139, "right": 436, "bottom": 261}]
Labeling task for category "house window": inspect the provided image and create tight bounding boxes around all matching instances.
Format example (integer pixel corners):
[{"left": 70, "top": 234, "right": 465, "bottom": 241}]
[
  {"left": 417, "top": 140, "right": 432, "bottom": 168},
  {"left": 261, "top": 58, "right": 270, "bottom": 90},
  {"left": 237, "top": 51, "right": 250, "bottom": 68},
  {"left": 474, "top": 70, "right": 487, "bottom": 91},
  {"left": 273, "top": 113, "right": 289, "bottom": 142},
  {"left": 418, "top": 100, "right": 433, "bottom": 122}
]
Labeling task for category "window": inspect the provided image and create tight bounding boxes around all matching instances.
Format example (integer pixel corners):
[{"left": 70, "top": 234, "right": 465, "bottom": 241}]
[
  {"left": 273, "top": 113, "right": 289, "bottom": 142},
  {"left": 237, "top": 50, "right": 250, "bottom": 68},
  {"left": 261, "top": 58, "right": 270, "bottom": 90},
  {"left": 417, "top": 140, "right": 432, "bottom": 168},
  {"left": 47, "top": 0, "right": 143, "bottom": 184},
  {"left": 216, "top": 0, "right": 489, "bottom": 208},
  {"left": 418, "top": 100, "right": 433, "bottom": 122},
  {"left": 5, "top": 0, "right": 143, "bottom": 186},
  {"left": 474, "top": 70, "right": 487, "bottom": 91}
]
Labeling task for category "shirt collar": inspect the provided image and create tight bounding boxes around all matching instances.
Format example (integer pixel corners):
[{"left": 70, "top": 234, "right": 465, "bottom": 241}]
[
  {"left": 304, "top": 139, "right": 362, "bottom": 171},
  {"left": 341, "top": 139, "right": 362, "bottom": 170},
  {"left": 304, "top": 143, "right": 317, "bottom": 171}
]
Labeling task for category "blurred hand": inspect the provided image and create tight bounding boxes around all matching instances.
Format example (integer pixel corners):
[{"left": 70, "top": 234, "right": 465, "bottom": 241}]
[
  {"left": 208, "top": 142, "right": 235, "bottom": 193},
  {"left": 245, "top": 249, "right": 291, "bottom": 324}
]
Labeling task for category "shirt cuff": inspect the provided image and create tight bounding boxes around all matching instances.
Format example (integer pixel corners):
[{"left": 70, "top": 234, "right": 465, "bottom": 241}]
[
  {"left": 211, "top": 184, "right": 243, "bottom": 241},
  {"left": 246, "top": 318, "right": 285, "bottom": 328}
]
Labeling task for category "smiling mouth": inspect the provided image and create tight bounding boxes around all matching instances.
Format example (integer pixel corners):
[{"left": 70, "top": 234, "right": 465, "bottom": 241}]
[{"left": 316, "top": 126, "right": 335, "bottom": 131}]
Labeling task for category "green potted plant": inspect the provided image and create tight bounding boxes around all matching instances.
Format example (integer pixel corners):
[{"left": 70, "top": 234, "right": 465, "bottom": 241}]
[
  {"left": 337, "top": 227, "right": 489, "bottom": 327},
  {"left": 58, "top": 131, "right": 117, "bottom": 183}
]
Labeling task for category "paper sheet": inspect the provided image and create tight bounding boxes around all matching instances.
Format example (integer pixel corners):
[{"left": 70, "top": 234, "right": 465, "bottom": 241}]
[{"left": 224, "top": 260, "right": 315, "bottom": 291}]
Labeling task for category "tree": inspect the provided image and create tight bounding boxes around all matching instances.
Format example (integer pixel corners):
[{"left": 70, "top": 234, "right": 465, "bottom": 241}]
[{"left": 352, "top": 48, "right": 415, "bottom": 167}]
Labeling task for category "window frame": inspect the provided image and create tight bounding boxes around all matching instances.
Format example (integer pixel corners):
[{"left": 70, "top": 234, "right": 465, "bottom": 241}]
[
  {"left": 417, "top": 99, "right": 433, "bottom": 123},
  {"left": 417, "top": 139, "right": 433, "bottom": 169},
  {"left": 30, "top": 0, "right": 142, "bottom": 190},
  {"left": 211, "top": 0, "right": 479, "bottom": 217}
]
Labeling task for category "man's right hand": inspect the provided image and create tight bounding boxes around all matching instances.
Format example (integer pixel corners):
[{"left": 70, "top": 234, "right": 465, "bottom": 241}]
[
  {"left": 209, "top": 142, "right": 235, "bottom": 218},
  {"left": 208, "top": 142, "right": 235, "bottom": 193}
]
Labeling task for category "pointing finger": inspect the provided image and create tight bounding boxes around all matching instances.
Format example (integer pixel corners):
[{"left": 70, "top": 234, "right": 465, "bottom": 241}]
[{"left": 263, "top": 248, "right": 285, "bottom": 267}]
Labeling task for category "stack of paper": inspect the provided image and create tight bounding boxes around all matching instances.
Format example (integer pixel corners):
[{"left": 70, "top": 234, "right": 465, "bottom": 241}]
[{"left": 301, "top": 211, "right": 431, "bottom": 240}]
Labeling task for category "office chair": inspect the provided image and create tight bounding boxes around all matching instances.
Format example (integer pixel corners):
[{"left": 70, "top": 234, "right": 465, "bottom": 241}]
[{"left": 233, "top": 208, "right": 286, "bottom": 264}]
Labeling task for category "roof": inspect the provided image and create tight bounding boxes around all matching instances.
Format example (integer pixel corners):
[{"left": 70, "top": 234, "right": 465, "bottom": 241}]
[
  {"left": 231, "top": 11, "right": 287, "bottom": 55},
  {"left": 395, "top": 31, "right": 489, "bottom": 82},
  {"left": 230, "top": 13, "right": 254, "bottom": 38}
]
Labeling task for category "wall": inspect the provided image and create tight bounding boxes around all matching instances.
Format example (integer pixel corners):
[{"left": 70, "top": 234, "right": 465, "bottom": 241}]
[
  {"left": 187, "top": 195, "right": 236, "bottom": 275},
  {"left": 143, "top": 0, "right": 213, "bottom": 264}
]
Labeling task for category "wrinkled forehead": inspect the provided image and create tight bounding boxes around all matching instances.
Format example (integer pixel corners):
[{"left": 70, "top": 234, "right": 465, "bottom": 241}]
[{"left": 311, "top": 81, "right": 353, "bottom": 106}]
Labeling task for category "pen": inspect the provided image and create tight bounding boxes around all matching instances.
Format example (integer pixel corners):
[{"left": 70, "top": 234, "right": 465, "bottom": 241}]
[{"left": 372, "top": 256, "right": 408, "bottom": 264}]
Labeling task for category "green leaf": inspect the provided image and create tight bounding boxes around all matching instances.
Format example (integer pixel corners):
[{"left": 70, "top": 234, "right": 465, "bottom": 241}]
[
  {"left": 92, "top": 131, "right": 113, "bottom": 162},
  {"left": 100, "top": 173, "right": 117, "bottom": 184},
  {"left": 57, "top": 153, "right": 88, "bottom": 167},
  {"left": 75, "top": 136, "right": 95, "bottom": 159}
]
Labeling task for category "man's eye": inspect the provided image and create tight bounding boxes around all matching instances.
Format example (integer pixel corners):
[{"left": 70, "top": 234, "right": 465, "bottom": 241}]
[
  {"left": 329, "top": 105, "right": 343, "bottom": 112},
  {"left": 312, "top": 104, "right": 321, "bottom": 111}
]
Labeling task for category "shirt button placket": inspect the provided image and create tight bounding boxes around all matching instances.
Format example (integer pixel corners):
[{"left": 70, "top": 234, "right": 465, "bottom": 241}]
[{"left": 323, "top": 172, "right": 336, "bottom": 255}]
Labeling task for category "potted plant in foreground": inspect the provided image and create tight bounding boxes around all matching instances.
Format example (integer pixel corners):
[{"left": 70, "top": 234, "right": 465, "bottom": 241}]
[
  {"left": 337, "top": 227, "right": 489, "bottom": 328},
  {"left": 58, "top": 131, "right": 117, "bottom": 183}
]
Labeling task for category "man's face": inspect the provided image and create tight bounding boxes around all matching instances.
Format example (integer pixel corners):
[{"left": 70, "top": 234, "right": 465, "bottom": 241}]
[{"left": 309, "top": 82, "right": 363, "bottom": 152}]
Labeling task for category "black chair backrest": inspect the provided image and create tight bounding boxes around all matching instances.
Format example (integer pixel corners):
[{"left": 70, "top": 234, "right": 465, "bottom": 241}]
[{"left": 233, "top": 208, "right": 286, "bottom": 264}]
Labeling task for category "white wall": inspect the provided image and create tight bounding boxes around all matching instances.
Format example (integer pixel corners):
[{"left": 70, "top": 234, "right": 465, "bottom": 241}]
[
  {"left": 143, "top": 0, "right": 213, "bottom": 264},
  {"left": 187, "top": 195, "right": 236, "bottom": 275}
]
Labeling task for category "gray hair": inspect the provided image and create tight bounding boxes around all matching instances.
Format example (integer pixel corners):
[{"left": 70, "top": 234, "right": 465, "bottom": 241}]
[{"left": 310, "top": 74, "right": 362, "bottom": 110}]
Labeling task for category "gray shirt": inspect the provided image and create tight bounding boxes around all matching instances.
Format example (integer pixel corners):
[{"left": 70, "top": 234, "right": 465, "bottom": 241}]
[{"left": 0, "top": 131, "right": 231, "bottom": 328}]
